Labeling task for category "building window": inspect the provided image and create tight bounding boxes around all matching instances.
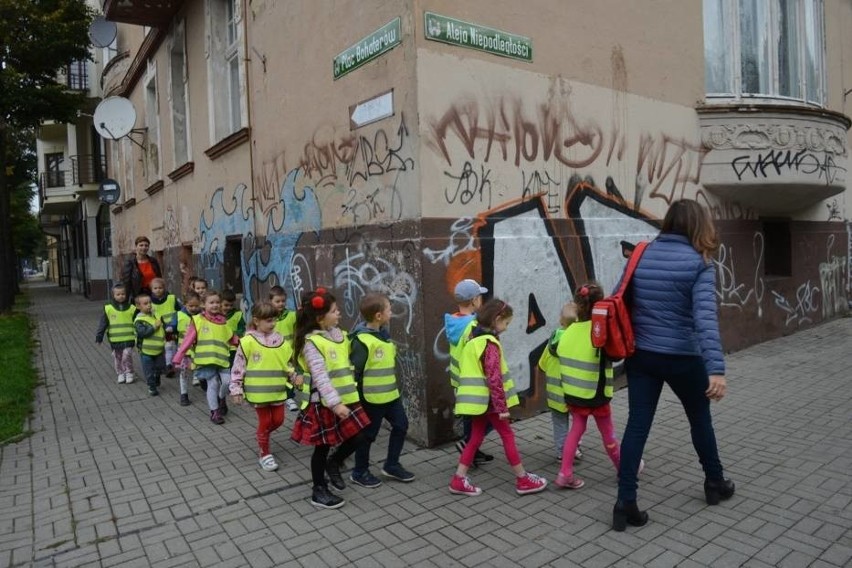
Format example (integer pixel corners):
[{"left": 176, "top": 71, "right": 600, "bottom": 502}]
[
  {"left": 144, "top": 63, "right": 161, "bottom": 180},
  {"left": 121, "top": 137, "right": 135, "bottom": 201},
  {"left": 96, "top": 205, "right": 112, "bottom": 257},
  {"left": 170, "top": 19, "right": 191, "bottom": 167},
  {"left": 703, "top": 0, "right": 825, "bottom": 106},
  {"left": 102, "top": 38, "right": 118, "bottom": 67},
  {"left": 207, "top": 0, "right": 244, "bottom": 143}
]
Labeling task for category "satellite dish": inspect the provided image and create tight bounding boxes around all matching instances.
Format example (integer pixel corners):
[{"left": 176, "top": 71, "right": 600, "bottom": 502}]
[
  {"left": 94, "top": 97, "right": 137, "bottom": 140},
  {"left": 89, "top": 16, "right": 117, "bottom": 49}
]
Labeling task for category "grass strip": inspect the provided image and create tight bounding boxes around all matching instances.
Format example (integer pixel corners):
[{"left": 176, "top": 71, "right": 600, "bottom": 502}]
[{"left": 0, "top": 295, "right": 38, "bottom": 443}]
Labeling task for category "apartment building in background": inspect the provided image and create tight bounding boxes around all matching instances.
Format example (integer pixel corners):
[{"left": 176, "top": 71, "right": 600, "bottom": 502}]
[{"left": 91, "top": 0, "right": 850, "bottom": 445}]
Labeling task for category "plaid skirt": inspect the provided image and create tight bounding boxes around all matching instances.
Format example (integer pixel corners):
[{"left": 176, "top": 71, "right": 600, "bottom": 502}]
[{"left": 291, "top": 402, "right": 370, "bottom": 446}]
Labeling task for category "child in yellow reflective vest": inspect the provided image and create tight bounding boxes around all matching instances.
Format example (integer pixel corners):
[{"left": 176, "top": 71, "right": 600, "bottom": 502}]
[
  {"left": 230, "top": 301, "right": 301, "bottom": 472},
  {"left": 221, "top": 289, "right": 245, "bottom": 366},
  {"left": 95, "top": 283, "right": 137, "bottom": 384},
  {"left": 173, "top": 290, "right": 239, "bottom": 424},
  {"left": 554, "top": 283, "right": 643, "bottom": 490},
  {"left": 150, "top": 277, "right": 182, "bottom": 378},
  {"left": 133, "top": 293, "right": 166, "bottom": 397},
  {"left": 349, "top": 293, "right": 415, "bottom": 488},
  {"left": 291, "top": 287, "right": 370, "bottom": 510},
  {"left": 270, "top": 285, "right": 298, "bottom": 412},
  {"left": 537, "top": 302, "right": 584, "bottom": 461},
  {"left": 175, "top": 291, "right": 202, "bottom": 407},
  {"left": 450, "top": 299, "right": 547, "bottom": 497}
]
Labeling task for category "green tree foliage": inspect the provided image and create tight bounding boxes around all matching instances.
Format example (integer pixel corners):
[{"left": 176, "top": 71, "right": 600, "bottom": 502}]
[{"left": 0, "top": 0, "right": 93, "bottom": 312}]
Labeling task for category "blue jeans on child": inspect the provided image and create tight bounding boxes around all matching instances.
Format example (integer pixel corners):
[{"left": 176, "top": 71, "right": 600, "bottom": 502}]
[
  {"left": 353, "top": 398, "right": 408, "bottom": 475},
  {"left": 195, "top": 365, "right": 231, "bottom": 411},
  {"left": 618, "top": 349, "right": 725, "bottom": 502},
  {"left": 140, "top": 353, "right": 165, "bottom": 392}
]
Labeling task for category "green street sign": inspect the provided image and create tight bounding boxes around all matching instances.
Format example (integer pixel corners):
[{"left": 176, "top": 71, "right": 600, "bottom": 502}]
[
  {"left": 333, "top": 17, "right": 402, "bottom": 80},
  {"left": 424, "top": 11, "right": 532, "bottom": 62}
]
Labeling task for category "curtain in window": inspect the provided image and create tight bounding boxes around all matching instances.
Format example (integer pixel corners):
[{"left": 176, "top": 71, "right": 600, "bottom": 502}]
[
  {"left": 803, "top": 0, "right": 823, "bottom": 103},
  {"left": 740, "top": 0, "right": 772, "bottom": 95},
  {"left": 776, "top": 0, "right": 801, "bottom": 98},
  {"left": 704, "top": 0, "right": 734, "bottom": 93}
]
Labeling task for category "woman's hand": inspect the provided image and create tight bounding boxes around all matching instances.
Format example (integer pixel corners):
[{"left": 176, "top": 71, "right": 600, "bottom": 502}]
[
  {"left": 498, "top": 412, "right": 511, "bottom": 421},
  {"left": 706, "top": 375, "right": 726, "bottom": 401},
  {"left": 333, "top": 404, "right": 350, "bottom": 419}
]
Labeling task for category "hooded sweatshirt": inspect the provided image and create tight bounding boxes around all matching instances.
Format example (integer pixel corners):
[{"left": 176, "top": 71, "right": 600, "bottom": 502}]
[{"left": 444, "top": 312, "right": 476, "bottom": 348}]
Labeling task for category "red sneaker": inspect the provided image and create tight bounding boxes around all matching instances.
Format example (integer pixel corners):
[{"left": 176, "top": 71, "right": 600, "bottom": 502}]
[
  {"left": 516, "top": 472, "right": 548, "bottom": 495},
  {"left": 554, "top": 473, "right": 585, "bottom": 489},
  {"left": 449, "top": 475, "right": 482, "bottom": 496}
]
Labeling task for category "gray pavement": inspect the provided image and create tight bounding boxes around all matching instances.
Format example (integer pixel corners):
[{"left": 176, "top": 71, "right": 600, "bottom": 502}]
[{"left": 1, "top": 282, "right": 851, "bottom": 568}]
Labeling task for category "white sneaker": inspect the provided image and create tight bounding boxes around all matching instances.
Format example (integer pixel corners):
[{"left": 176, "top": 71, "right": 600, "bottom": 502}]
[
  {"left": 117, "top": 373, "right": 126, "bottom": 384},
  {"left": 192, "top": 376, "right": 200, "bottom": 386},
  {"left": 124, "top": 373, "right": 135, "bottom": 384},
  {"left": 259, "top": 454, "right": 279, "bottom": 472},
  {"left": 285, "top": 398, "right": 299, "bottom": 412}
]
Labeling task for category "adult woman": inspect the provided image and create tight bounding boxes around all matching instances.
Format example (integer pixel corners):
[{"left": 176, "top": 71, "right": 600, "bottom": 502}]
[
  {"left": 613, "top": 199, "right": 733, "bottom": 532},
  {"left": 121, "top": 236, "right": 162, "bottom": 300}
]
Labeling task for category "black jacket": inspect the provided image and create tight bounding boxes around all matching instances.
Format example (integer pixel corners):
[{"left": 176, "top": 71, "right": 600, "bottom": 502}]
[{"left": 121, "top": 255, "right": 162, "bottom": 299}]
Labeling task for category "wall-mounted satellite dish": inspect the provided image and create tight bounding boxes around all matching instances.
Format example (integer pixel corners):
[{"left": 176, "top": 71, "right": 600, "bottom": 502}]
[
  {"left": 94, "top": 96, "right": 137, "bottom": 140},
  {"left": 89, "top": 16, "right": 117, "bottom": 49}
]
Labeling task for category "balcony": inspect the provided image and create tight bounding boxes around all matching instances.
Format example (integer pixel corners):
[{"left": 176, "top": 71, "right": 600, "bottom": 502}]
[
  {"left": 64, "top": 60, "right": 88, "bottom": 91},
  {"left": 102, "top": 0, "right": 184, "bottom": 27},
  {"left": 699, "top": 104, "right": 851, "bottom": 213},
  {"left": 39, "top": 155, "right": 107, "bottom": 214}
]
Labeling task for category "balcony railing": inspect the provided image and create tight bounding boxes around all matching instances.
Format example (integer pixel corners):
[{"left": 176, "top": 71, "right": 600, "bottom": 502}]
[
  {"left": 65, "top": 60, "right": 89, "bottom": 91},
  {"left": 70, "top": 154, "right": 107, "bottom": 185}
]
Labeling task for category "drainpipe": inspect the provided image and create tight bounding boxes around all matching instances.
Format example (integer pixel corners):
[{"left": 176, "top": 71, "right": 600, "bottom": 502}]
[{"left": 242, "top": 0, "right": 261, "bottom": 308}]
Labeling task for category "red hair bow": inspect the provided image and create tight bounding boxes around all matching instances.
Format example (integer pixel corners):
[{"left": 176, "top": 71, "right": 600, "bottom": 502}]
[
  {"left": 311, "top": 295, "right": 325, "bottom": 309},
  {"left": 315, "top": 287, "right": 327, "bottom": 295},
  {"left": 578, "top": 286, "right": 589, "bottom": 297}
]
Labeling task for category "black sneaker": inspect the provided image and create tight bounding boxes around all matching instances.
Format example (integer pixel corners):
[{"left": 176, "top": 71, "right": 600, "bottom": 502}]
[
  {"left": 381, "top": 465, "right": 415, "bottom": 483},
  {"left": 474, "top": 450, "right": 494, "bottom": 463},
  {"left": 350, "top": 470, "right": 382, "bottom": 488},
  {"left": 311, "top": 486, "right": 345, "bottom": 509},
  {"left": 148, "top": 388, "right": 159, "bottom": 396},
  {"left": 179, "top": 394, "right": 190, "bottom": 406},
  {"left": 326, "top": 460, "right": 346, "bottom": 490}
]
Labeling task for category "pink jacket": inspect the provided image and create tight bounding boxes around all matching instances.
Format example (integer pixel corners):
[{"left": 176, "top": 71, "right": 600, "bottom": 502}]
[
  {"left": 482, "top": 339, "right": 509, "bottom": 414},
  {"left": 172, "top": 311, "right": 238, "bottom": 365}
]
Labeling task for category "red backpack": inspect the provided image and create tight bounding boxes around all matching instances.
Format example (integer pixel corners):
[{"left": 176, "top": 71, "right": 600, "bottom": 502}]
[{"left": 590, "top": 241, "right": 649, "bottom": 359}]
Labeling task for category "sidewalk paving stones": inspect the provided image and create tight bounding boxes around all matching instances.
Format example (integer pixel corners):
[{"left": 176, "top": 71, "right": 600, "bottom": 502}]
[{"left": 1, "top": 282, "right": 850, "bottom": 567}]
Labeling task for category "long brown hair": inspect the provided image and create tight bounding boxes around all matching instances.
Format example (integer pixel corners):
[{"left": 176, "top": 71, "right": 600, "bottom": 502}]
[
  {"left": 661, "top": 199, "right": 719, "bottom": 259},
  {"left": 477, "top": 298, "right": 513, "bottom": 330}
]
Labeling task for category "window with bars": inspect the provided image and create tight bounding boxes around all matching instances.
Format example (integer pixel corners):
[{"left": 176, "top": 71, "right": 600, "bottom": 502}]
[{"left": 703, "top": 0, "right": 825, "bottom": 105}]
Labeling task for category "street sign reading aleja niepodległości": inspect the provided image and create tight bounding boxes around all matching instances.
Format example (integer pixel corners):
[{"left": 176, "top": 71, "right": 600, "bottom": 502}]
[
  {"left": 424, "top": 11, "right": 532, "bottom": 62},
  {"left": 98, "top": 178, "right": 121, "bottom": 205},
  {"left": 333, "top": 17, "right": 401, "bottom": 80}
]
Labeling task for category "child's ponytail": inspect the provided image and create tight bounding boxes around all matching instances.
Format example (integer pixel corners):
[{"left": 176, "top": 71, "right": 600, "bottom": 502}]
[{"left": 574, "top": 282, "right": 604, "bottom": 322}]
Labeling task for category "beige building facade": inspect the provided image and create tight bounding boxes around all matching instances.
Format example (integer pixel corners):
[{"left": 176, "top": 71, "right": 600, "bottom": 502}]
[{"left": 98, "top": 0, "right": 851, "bottom": 445}]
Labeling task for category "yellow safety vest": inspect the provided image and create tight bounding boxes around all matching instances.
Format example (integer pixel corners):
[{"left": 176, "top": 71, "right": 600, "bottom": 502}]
[
  {"left": 448, "top": 318, "right": 476, "bottom": 390},
  {"left": 105, "top": 304, "right": 136, "bottom": 343},
  {"left": 152, "top": 294, "right": 178, "bottom": 325},
  {"left": 239, "top": 335, "right": 293, "bottom": 404},
  {"left": 558, "top": 321, "right": 613, "bottom": 401},
  {"left": 226, "top": 310, "right": 244, "bottom": 352},
  {"left": 455, "top": 334, "right": 519, "bottom": 416},
  {"left": 135, "top": 313, "right": 165, "bottom": 356},
  {"left": 192, "top": 314, "right": 232, "bottom": 368},
  {"left": 538, "top": 327, "right": 567, "bottom": 413},
  {"left": 305, "top": 331, "right": 359, "bottom": 406},
  {"left": 176, "top": 311, "right": 195, "bottom": 358},
  {"left": 293, "top": 368, "right": 312, "bottom": 410},
  {"left": 274, "top": 310, "right": 296, "bottom": 345},
  {"left": 356, "top": 332, "right": 399, "bottom": 404}
]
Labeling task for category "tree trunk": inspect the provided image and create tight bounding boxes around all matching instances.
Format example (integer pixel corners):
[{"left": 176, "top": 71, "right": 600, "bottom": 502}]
[{"left": 0, "top": 126, "right": 17, "bottom": 313}]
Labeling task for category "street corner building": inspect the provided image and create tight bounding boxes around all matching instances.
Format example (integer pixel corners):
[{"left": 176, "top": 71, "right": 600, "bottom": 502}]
[{"left": 37, "top": 0, "right": 852, "bottom": 446}]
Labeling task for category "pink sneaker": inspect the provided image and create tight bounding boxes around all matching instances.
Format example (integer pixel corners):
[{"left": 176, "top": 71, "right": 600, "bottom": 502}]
[
  {"left": 449, "top": 475, "right": 482, "bottom": 496},
  {"left": 554, "top": 473, "right": 585, "bottom": 489},
  {"left": 516, "top": 472, "right": 548, "bottom": 495}
]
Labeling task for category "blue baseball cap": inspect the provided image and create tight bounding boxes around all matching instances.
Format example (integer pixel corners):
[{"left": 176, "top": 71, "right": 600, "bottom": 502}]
[{"left": 454, "top": 279, "right": 488, "bottom": 302}]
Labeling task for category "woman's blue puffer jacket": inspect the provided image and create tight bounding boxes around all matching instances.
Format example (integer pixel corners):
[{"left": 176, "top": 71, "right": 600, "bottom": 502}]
[{"left": 628, "top": 233, "right": 725, "bottom": 375}]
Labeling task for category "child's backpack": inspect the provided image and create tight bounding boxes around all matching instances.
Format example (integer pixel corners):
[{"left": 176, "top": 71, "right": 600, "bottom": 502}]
[{"left": 590, "top": 241, "right": 649, "bottom": 359}]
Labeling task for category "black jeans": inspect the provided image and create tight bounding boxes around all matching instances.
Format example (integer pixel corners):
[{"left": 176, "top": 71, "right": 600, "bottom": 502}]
[
  {"left": 618, "top": 349, "right": 725, "bottom": 502},
  {"left": 353, "top": 398, "right": 408, "bottom": 474}
]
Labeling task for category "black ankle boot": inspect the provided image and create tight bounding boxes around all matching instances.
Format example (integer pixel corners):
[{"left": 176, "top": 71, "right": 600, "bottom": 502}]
[
  {"left": 704, "top": 478, "right": 735, "bottom": 505},
  {"left": 612, "top": 500, "right": 649, "bottom": 531}
]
